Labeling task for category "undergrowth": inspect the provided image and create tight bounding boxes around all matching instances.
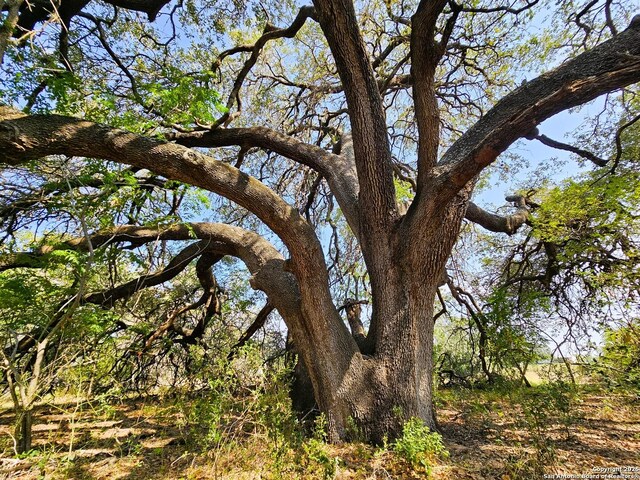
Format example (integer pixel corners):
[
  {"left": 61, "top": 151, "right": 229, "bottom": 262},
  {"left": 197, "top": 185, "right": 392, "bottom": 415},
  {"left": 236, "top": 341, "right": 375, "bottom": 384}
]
[{"left": 1, "top": 353, "right": 637, "bottom": 479}]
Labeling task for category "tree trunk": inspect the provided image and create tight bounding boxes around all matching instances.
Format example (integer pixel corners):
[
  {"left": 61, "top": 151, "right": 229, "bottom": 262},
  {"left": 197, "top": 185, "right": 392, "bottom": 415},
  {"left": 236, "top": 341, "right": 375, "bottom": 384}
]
[
  {"left": 15, "top": 408, "right": 33, "bottom": 454},
  {"left": 301, "top": 196, "right": 469, "bottom": 443},
  {"left": 309, "top": 275, "right": 438, "bottom": 444},
  {"left": 301, "top": 227, "right": 455, "bottom": 443}
]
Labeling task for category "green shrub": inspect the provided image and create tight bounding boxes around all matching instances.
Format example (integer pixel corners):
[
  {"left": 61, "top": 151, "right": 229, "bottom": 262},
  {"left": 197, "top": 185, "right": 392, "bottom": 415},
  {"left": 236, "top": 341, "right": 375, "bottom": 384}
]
[
  {"left": 516, "top": 382, "right": 577, "bottom": 473},
  {"left": 393, "top": 418, "right": 448, "bottom": 475},
  {"left": 301, "top": 438, "right": 338, "bottom": 479},
  {"left": 175, "top": 345, "right": 300, "bottom": 453},
  {"left": 596, "top": 321, "right": 640, "bottom": 391}
]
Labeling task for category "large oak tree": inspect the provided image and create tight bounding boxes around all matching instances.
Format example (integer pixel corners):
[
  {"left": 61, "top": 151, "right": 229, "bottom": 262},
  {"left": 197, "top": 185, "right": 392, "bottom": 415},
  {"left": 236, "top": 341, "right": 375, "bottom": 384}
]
[{"left": 1, "top": 0, "right": 639, "bottom": 442}]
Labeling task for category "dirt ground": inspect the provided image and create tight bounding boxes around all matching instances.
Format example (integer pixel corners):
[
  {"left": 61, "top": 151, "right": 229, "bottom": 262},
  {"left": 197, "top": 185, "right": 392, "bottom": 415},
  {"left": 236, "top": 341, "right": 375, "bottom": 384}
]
[
  {"left": 436, "top": 388, "right": 640, "bottom": 479},
  {"left": 0, "top": 387, "right": 638, "bottom": 479}
]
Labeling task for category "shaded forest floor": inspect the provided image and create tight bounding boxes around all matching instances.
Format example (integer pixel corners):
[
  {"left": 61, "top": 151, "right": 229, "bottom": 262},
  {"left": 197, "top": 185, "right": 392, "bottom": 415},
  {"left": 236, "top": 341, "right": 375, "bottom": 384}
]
[{"left": 0, "top": 384, "right": 638, "bottom": 479}]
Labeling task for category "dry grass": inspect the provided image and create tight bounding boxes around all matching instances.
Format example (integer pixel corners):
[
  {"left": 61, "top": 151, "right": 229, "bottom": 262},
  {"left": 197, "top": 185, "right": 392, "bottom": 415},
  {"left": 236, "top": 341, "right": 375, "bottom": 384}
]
[{"left": 0, "top": 385, "right": 638, "bottom": 479}]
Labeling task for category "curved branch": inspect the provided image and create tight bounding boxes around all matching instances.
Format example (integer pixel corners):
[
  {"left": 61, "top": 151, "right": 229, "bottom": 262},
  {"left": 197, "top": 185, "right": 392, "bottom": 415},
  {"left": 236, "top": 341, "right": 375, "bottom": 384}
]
[
  {"left": 229, "top": 301, "right": 274, "bottom": 357},
  {"left": 143, "top": 252, "right": 221, "bottom": 350},
  {"left": 210, "top": 6, "right": 317, "bottom": 128},
  {"left": 0, "top": 112, "right": 359, "bottom": 368},
  {"left": 4, "top": 223, "right": 304, "bottom": 355},
  {"left": 169, "top": 126, "right": 360, "bottom": 235},
  {"left": 465, "top": 197, "right": 530, "bottom": 235},
  {"left": 0, "top": 110, "right": 324, "bottom": 273},
  {"left": 611, "top": 111, "right": 640, "bottom": 173},
  {"left": 82, "top": 223, "right": 301, "bottom": 316},
  {"left": 532, "top": 132, "right": 608, "bottom": 167},
  {"left": 436, "top": 18, "right": 640, "bottom": 198}
]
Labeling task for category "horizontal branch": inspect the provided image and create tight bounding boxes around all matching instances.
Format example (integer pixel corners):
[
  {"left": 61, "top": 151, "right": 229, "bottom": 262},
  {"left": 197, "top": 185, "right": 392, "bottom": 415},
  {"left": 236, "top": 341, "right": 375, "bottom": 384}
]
[
  {"left": 0, "top": 110, "right": 324, "bottom": 273},
  {"left": 0, "top": 106, "right": 358, "bottom": 361},
  {"left": 464, "top": 197, "right": 530, "bottom": 235},
  {"left": 533, "top": 132, "right": 607, "bottom": 167},
  {"left": 452, "top": 0, "right": 540, "bottom": 15},
  {"left": 14, "top": 0, "right": 169, "bottom": 36},
  {"left": 169, "top": 126, "right": 360, "bottom": 235},
  {"left": 5, "top": 222, "right": 306, "bottom": 356}
]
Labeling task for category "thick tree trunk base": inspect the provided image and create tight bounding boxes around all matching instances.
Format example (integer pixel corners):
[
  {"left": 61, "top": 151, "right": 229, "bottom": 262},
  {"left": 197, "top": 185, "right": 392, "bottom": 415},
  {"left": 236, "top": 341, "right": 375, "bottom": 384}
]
[{"left": 321, "top": 356, "right": 437, "bottom": 445}]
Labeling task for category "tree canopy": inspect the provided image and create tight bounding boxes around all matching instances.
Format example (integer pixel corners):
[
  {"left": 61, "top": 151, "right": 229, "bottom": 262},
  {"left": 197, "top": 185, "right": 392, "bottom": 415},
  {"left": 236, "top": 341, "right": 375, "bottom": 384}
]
[{"left": 1, "top": 0, "right": 639, "bottom": 444}]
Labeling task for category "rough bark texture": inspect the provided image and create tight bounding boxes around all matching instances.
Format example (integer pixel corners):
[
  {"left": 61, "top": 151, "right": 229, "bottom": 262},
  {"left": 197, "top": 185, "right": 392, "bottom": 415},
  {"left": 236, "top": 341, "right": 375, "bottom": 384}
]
[{"left": 2, "top": 7, "right": 640, "bottom": 444}]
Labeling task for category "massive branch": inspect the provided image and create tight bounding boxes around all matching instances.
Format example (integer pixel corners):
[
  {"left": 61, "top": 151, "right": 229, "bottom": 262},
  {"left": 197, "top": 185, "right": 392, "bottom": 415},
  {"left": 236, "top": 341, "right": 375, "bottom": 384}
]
[
  {"left": 411, "top": 0, "right": 448, "bottom": 184},
  {"left": 312, "top": 0, "right": 397, "bottom": 236},
  {"left": 169, "top": 126, "right": 360, "bottom": 236},
  {"left": 0, "top": 110, "right": 328, "bottom": 278},
  {"left": 435, "top": 17, "right": 640, "bottom": 200},
  {"left": 4, "top": 222, "right": 306, "bottom": 356},
  {"left": 0, "top": 109, "right": 359, "bottom": 373},
  {"left": 465, "top": 197, "right": 531, "bottom": 235}
]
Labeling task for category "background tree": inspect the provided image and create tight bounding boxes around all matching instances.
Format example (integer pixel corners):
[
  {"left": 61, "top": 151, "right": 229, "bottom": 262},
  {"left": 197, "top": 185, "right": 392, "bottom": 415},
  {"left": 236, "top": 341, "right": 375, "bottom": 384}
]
[{"left": 1, "top": 0, "right": 639, "bottom": 443}]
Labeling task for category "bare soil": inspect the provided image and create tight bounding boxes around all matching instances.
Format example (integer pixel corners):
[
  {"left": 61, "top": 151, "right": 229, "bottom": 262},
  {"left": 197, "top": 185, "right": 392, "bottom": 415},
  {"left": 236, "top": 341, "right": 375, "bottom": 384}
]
[{"left": 0, "top": 387, "right": 638, "bottom": 479}]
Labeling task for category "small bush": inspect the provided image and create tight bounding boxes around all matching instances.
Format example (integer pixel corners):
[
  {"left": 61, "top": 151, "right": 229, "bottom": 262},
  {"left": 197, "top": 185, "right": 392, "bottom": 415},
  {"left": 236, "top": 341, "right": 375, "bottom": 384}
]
[
  {"left": 594, "top": 321, "right": 640, "bottom": 391},
  {"left": 174, "top": 345, "right": 300, "bottom": 453},
  {"left": 393, "top": 418, "right": 448, "bottom": 475},
  {"left": 301, "top": 438, "right": 338, "bottom": 479}
]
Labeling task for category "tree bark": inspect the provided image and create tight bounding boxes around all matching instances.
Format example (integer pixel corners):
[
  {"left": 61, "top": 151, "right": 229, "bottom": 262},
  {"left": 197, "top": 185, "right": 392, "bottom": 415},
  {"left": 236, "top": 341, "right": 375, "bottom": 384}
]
[
  {"left": 15, "top": 408, "right": 33, "bottom": 454},
  {"left": 2, "top": 12, "right": 640, "bottom": 444}
]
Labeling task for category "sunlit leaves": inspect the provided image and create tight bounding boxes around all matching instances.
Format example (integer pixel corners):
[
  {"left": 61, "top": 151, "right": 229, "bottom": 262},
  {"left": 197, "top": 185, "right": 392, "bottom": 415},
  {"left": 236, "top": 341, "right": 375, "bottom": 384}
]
[
  {"left": 143, "top": 70, "right": 227, "bottom": 125},
  {"left": 598, "top": 320, "right": 640, "bottom": 389},
  {"left": 530, "top": 146, "right": 640, "bottom": 296}
]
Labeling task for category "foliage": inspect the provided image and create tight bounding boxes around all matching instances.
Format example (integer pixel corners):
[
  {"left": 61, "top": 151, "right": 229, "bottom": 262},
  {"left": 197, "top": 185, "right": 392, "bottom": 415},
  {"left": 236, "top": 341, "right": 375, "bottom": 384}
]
[
  {"left": 594, "top": 319, "right": 640, "bottom": 391},
  {"left": 0, "top": 0, "right": 639, "bottom": 448},
  {"left": 441, "top": 107, "right": 640, "bottom": 390},
  {"left": 483, "top": 289, "right": 548, "bottom": 377},
  {"left": 434, "top": 287, "right": 548, "bottom": 386},
  {"left": 519, "top": 382, "right": 576, "bottom": 437},
  {"left": 392, "top": 418, "right": 448, "bottom": 475},
  {"left": 164, "top": 350, "right": 346, "bottom": 479},
  {"left": 173, "top": 346, "right": 298, "bottom": 452},
  {"left": 532, "top": 169, "right": 640, "bottom": 298}
]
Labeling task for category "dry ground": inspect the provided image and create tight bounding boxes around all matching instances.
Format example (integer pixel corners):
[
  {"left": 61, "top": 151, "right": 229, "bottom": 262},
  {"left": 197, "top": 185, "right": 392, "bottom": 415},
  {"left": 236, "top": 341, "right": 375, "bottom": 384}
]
[
  {"left": 0, "top": 386, "right": 638, "bottom": 479},
  {"left": 437, "top": 387, "right": 640, "bottom": 479}
]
